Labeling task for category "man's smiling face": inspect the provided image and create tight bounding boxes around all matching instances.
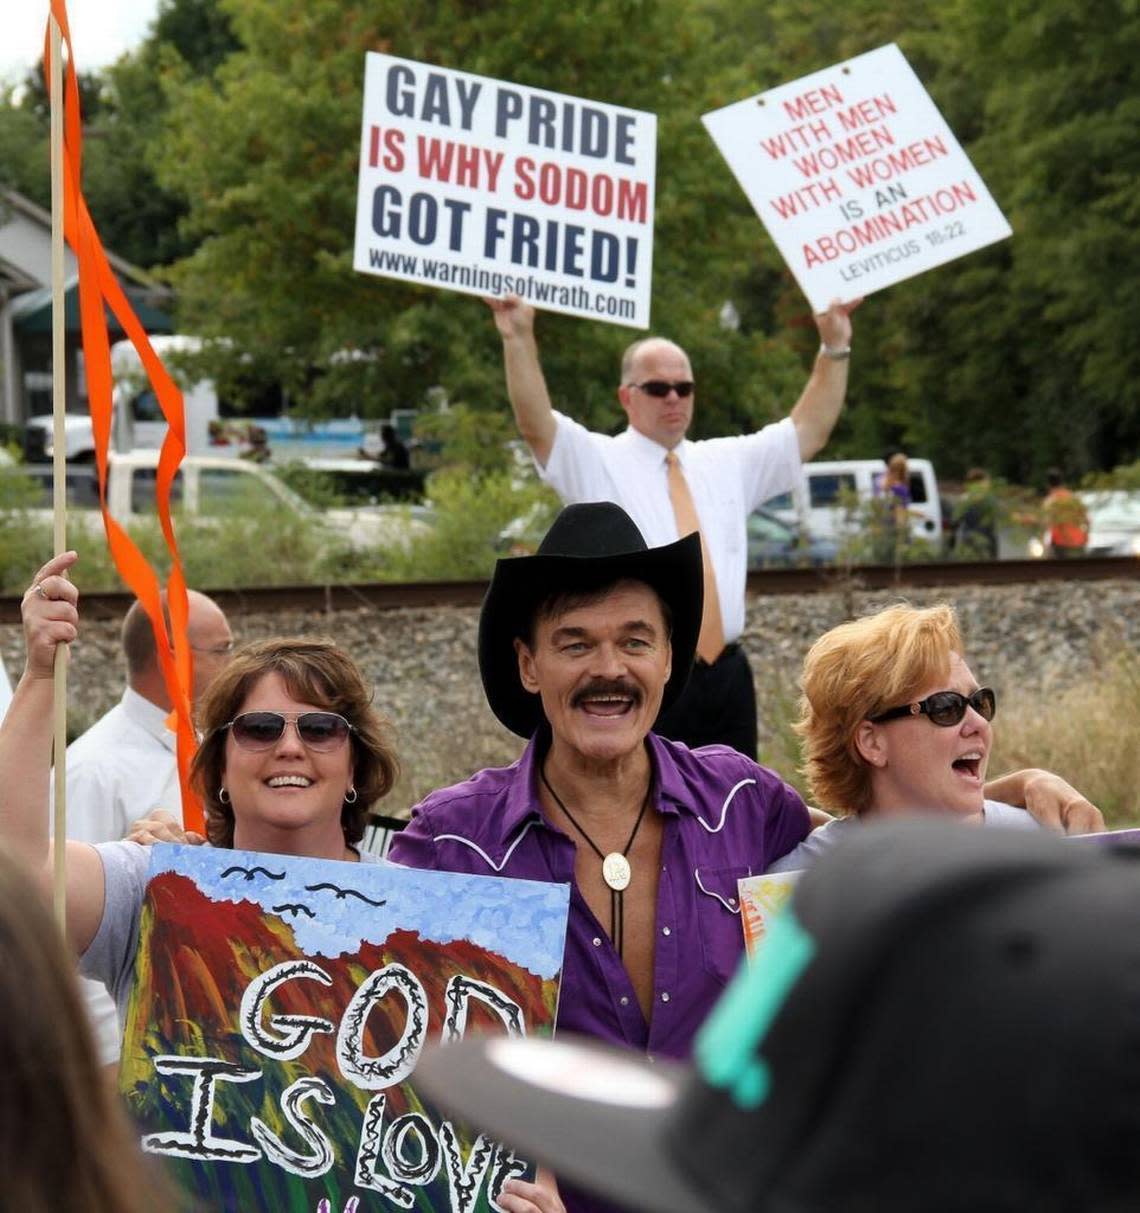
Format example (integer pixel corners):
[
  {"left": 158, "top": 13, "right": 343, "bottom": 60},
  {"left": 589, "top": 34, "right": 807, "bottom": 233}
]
[{"left": 515, "top": 580, "right": 672, "bottom": 768}]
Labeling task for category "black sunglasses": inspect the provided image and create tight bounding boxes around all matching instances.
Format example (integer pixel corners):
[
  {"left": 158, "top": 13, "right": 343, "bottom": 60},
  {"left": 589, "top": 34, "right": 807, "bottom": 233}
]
[
  {"left": 868, "top": 687, "right": 997, "bottom": 727},
  {"left": 224, "top": 711, "right": 355, "bottom": 751},
  {"left": 629, "top": 379, "right": 695, "bottom": 398}
]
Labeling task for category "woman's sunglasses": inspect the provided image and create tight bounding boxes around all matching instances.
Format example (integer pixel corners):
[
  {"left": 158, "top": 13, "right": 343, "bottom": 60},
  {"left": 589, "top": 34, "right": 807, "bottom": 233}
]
[
  {"left": 868, "top": 687, "right": 996, "bottom": 727},
  {"left": 224, "top": 711, "right": 355, "bottom": 751}
]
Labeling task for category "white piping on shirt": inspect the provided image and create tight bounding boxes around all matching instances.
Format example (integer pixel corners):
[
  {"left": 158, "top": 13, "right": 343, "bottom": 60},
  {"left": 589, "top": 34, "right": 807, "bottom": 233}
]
[
  {"left": 693, "top": 867, "right": 742, "bottom": 914},
  {"left": 691, "top": 778, "right": 757, "bottom": 913},
  {"left": 693, "top": 778, "right": 756, "bottom": 834},
  {"left": 433, "top": 819, "right": 542, "bottom": 873}
]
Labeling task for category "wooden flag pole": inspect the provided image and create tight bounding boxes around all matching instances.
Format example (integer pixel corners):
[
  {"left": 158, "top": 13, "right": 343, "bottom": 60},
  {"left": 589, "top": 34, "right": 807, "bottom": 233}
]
[{"left": 49, "top": 13, "right": 69, "bottom": 928}]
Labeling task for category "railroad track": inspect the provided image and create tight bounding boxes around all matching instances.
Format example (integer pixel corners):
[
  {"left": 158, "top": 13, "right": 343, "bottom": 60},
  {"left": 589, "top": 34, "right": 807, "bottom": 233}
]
[{"left": 0, "top": 556, "right": 1135, "bottom": 623}]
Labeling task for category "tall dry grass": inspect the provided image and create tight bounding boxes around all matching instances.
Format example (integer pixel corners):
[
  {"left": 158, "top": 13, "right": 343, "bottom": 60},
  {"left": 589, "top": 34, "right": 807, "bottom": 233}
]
[{"left": 990, "top": 641, "right": 1140, "bottom": 828}]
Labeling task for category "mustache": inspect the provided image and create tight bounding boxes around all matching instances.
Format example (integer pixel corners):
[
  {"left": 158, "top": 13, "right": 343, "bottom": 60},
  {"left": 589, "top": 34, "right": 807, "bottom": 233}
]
[{"left": 571, "top": 679, "right": 642, "bottom": 709}]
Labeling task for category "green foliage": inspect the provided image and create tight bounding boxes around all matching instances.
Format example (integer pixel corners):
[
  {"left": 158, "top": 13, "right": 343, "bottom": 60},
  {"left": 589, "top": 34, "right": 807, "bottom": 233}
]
[
  {"left": 350, "top": 469, "right": 559, "bottom": 582},
  {"left": 1082, "top": 459, "right": 1140, "bottom": 492},
  {"left": 2, "top": 0, "right": 1137, "bottom": 479}
]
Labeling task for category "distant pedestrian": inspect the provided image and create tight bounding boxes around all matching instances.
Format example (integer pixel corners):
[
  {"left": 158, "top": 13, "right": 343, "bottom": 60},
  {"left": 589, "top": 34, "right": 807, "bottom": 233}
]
[
  {"left": 379, "top": 423, "right": 411, "bottom": 470},
  {"left": 953, "top": 467, "right": 999, "bottom": 558},
  {"left": 1042, "top": 468, "right": 1088, "bottom": 558},
  {"left": 874, "top": 451, "right": 911, "bottom": 562}
]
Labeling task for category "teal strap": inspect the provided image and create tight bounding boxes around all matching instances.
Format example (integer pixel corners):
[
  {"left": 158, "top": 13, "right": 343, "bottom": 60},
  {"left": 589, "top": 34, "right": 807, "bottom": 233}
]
[{"left": 694, "top": 909, "right": 816, "bottom": 1109}]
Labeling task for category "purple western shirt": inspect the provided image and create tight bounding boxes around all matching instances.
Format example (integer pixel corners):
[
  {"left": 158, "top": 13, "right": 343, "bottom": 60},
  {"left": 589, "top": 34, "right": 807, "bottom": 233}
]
[
  {"left": 390, "top": 732, "right": 808, "bottom": 1211},
  {"left": 392, "top": 731, "right": 808, "bottom": 1056}
]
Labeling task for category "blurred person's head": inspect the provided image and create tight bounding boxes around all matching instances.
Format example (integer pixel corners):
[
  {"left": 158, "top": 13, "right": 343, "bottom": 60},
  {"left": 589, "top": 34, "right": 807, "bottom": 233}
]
[
  {"left": 191, "top": 637, "right": 398, "bottom": 851},
  {"left": 885, "top": 452, "right": 908, "bottom": 483},
  {"left": 798, "top": 604, "right": 994, "bottom": 819},
  {"left": 122, "top": 590, "right": 234, "bottom": 707},
  {"left": 0, "top": 851, "right": 174, "bottom": 1213}
]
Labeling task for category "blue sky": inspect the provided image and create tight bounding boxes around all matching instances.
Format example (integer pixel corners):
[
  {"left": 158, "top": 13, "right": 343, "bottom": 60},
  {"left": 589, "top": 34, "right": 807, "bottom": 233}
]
[{"left": 148, "top": 844, "right": 572, "bottom": 981}]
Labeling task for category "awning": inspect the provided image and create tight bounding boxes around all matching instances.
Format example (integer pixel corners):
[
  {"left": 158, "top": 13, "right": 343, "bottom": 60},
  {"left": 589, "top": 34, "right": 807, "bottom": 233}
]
[{"left": 10, "top": 274, "right": 174, "bottom": 335}]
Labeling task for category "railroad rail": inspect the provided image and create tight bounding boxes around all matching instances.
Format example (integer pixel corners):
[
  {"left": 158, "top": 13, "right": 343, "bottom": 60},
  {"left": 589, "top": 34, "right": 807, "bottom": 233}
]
[{"left": 0, "top": 556, "right": 1135, "bottom": 623}]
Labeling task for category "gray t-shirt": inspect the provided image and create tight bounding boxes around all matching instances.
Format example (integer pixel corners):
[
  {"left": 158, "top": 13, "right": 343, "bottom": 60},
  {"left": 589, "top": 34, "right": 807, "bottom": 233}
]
[
  {"left": 80, "top": 841, "right": 386, "bottom": 1024},
  {"left": 766, "top": 800, "right": 1039, "bottom": 874}
]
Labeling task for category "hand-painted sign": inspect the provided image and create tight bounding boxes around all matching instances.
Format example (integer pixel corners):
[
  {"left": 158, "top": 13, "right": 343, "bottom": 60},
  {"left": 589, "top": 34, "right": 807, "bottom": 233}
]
[
  {"left": 121, "top": 846, "right": 570, "bottom": 1212},
  {"left": 738, "top": 871, "right": 800, "bottom": 959},
  {"left": 353, "top": 53, "right": 656, "bottom": 329},
  {"left": 702, "top": 44, "right": 1012, "bottom": 310}
]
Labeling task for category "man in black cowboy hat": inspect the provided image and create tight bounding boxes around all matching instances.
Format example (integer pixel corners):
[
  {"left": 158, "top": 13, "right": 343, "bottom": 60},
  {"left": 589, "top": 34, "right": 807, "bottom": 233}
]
[
  {"left": 391, "top": 501, "right": 813, "bottom": 1211},
  {"left": 390, "top": 500, "right": 812, "bottom": 1060}
]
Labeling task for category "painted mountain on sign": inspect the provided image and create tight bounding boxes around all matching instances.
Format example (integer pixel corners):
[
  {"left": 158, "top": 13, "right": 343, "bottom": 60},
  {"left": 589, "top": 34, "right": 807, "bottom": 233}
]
[{"left": 120, "top": 846, "right": 569, "bottom": 1213}]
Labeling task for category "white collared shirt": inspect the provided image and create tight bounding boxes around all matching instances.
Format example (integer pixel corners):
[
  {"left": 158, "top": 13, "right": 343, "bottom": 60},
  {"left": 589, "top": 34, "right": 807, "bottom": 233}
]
[
  {"left": 540, "top": 413, "right": 801, "bottom": 643},
  {"left": 53, "top": 686, "right": 181, "bottom": 844}
]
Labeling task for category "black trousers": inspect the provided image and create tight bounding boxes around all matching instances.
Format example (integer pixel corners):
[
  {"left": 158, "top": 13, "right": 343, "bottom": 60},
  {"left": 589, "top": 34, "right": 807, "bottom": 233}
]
[{"left": 654, "top": 643, "right": 758, "bottom": 759}]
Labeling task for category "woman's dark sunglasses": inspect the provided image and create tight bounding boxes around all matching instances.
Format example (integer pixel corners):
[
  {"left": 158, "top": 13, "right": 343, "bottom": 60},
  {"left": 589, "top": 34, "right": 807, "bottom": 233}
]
[
  {"left": 629, "top": 379, "right": 695, "bottom": 398},
  {"left": 224, "top": 711, "right": 355, "bottom": 751},
  {"left": 869, "top": 687, "right": 997, "bottom": 727}
]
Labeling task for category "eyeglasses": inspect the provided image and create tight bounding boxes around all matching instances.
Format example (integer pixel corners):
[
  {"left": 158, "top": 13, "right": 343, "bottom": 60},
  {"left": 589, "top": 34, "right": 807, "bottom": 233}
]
[
  {"left": 192, "top": 639, "right": 236, "bottom": 655},
  {"left": 628, "top": 380, "right": 695, "bottom": 398},
  {"left": 224, "top": 711, "right": 355, "bottom": 751},
  {"left": 868, "top": 687, "right": 997, "bottom": 727}
]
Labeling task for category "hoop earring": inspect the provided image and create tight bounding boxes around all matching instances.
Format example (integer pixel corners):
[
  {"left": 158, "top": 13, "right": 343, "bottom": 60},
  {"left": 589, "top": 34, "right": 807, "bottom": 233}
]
[
  {"left": 218, "top": 786, "right": 230, "bottom": 805},
  {"left": 344, "top": 787, "right": 358, "bottom": 804}
]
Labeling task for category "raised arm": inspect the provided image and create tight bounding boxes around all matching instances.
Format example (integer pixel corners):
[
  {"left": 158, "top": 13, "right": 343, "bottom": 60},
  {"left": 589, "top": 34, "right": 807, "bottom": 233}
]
[
  {"left": 0, "top": 552, "right": 107, "bottom": 953},
  {"left": 485, "top": 294, "right": 558, "bottom": 466},
  {"left": 790, "top": 297, "right": 862, "bottom": 461}
]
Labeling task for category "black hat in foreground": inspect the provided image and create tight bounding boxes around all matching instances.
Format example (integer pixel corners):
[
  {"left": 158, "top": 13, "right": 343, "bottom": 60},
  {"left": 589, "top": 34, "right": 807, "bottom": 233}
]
[
  {"left": 478, "top": 502, "right": 703, "bottom": 738},
  {"left": 416, "top": 823, "right": 1140, "bottom": 1212}
]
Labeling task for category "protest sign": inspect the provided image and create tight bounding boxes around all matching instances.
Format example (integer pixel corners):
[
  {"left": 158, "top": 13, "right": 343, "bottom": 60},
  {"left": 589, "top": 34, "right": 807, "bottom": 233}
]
[
  {"left": 121, "top": 845, "right": 570, "bottom": 1212},
  {"left": 702, "top": 43, "right": 1012, "bottom": 311},
  {"left": 353, "top": 53, "right": 656, "bottom": 328},
  {"left": 738, "top": 871, "right": 800, "bottom": 959}
]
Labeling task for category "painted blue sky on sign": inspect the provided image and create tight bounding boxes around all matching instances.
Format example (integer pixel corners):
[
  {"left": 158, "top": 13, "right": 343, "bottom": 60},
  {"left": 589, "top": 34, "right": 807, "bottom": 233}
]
[{"left": 148, "top": 845, "right": 570, "bottom": 979}]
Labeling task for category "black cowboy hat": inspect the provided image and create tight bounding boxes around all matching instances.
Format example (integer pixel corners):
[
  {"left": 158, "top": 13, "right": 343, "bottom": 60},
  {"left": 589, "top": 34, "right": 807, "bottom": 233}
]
[{"left": 478, "top": 502, "right": 703, "bottom": 738}]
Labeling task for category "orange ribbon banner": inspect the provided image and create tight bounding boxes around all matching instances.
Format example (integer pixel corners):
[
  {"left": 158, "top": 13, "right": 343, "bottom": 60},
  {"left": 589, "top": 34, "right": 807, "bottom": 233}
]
[{"left": 45, "top": 0, "right": 203, "bottom": 832}]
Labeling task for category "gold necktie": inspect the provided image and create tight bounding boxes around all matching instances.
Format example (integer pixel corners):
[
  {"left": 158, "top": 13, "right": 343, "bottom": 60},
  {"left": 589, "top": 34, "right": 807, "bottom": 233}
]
[{"left": 665, "top": 451, "right": 725, "bottom": 664}]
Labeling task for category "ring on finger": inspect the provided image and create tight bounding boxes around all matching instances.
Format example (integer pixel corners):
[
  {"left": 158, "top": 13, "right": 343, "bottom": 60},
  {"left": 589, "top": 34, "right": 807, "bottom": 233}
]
[{"left": 33, "top": 581, "right": 49, "bottom": 600}]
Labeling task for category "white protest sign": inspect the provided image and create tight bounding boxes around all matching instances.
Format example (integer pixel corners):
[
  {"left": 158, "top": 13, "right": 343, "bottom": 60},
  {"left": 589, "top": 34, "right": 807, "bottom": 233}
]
[
  {"left": 353, "top": 53, "right": 656, "bottom": 329},
  {"left": 702, "top": 43, "right": 1011, "bottom": 311}
]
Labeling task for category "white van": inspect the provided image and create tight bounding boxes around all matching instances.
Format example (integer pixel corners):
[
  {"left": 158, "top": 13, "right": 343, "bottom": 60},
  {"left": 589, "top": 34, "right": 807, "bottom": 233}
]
[
  {"left": 763, "top": 458, "right": 943, "bottom": 551},
  {"left": 24, "top": 336, "right": 224, "bottom": 461}
]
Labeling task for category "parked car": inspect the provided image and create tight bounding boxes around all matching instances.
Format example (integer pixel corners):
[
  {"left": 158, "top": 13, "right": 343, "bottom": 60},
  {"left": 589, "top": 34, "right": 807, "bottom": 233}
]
[
  {"left": 1027, "top": 490, "right": 1140, "bottom": 558},
  {"left": 747, "top": 507, "right": 837, "bottom": 569},
  {"left": 16, "top": 452, "right": 433, "bottom": 552}
]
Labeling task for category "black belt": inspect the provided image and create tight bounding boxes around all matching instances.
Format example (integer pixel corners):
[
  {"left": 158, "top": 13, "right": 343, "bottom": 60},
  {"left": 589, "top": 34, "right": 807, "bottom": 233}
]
[{"left": 694, "top": 642, "right": 741, "bottom": 669}]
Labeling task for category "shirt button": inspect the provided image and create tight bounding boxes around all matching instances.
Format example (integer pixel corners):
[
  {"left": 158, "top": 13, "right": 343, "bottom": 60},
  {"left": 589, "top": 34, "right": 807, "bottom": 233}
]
[
  {"left": 729, "top": 897, "right": 738, "bottom": 908},
  {"left": 620, "top": 996, "right": 629, "bottom": 1006},
  {"left": 592, "top": 937, "right": 602, "bottom": 947},
  {"left": 661, "top": 992, "right": 671, "bottom": 1003},
  {"left": 661, "top": 926, "right": 671, "bottom": 936}
]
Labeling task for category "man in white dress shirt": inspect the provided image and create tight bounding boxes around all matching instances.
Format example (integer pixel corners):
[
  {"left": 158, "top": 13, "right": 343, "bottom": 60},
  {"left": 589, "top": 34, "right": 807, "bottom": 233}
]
[
  {"left": 487, "top": 293, "right": 859, "bottom": 758},
  {"left": 60, "top": 589, "right": 233, "bottom": 1065}
]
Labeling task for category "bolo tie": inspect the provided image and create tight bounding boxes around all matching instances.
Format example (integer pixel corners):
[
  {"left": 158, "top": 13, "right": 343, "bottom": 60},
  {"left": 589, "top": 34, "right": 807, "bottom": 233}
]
[{"left": 540, "top": 764, "right": 651, "bottom": 958}]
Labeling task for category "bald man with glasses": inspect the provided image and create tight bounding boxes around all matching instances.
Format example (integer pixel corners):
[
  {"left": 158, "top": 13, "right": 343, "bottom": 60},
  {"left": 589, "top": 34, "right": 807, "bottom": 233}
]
[{"left": 486, "top": 293, "right": 859, "bottom": 758}]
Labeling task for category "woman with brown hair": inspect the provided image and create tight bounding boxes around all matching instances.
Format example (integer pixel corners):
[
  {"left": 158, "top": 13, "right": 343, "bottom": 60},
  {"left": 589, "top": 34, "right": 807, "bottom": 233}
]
[
  {"left": 0, "top": 849, "right": 176, "bottom": 1212},
  {"left": 0, "top": 551, "right": 400, "bottom": 1041}
]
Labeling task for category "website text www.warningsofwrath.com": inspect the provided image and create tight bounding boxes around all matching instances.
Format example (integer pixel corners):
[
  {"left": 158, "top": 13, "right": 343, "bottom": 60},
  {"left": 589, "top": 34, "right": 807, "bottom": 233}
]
[{"left": 367, "top": 248, "right": 637, "bottom": 320}]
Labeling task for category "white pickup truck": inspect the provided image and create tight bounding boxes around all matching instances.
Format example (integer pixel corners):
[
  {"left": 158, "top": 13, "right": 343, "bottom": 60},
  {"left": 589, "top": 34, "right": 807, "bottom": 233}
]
[{"left": 22, "top": 451, "right": 432, "bottom": 552}]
